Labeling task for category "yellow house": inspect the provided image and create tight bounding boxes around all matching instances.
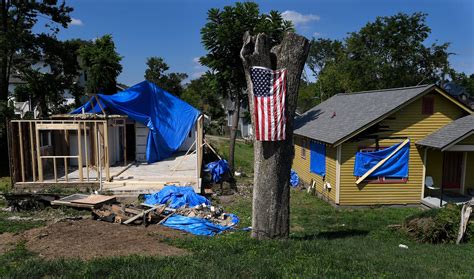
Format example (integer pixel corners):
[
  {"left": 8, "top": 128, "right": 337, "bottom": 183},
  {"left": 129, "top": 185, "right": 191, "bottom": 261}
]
[{"left": 292, "top": 84, "right": 473, "bottom": 207}]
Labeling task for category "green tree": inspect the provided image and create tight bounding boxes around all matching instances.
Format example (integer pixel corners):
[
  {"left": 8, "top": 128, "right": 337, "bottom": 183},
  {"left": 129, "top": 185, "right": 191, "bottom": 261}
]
[
  {"left": 79, "top": 34, "right": 122, "bottom": 94},
  {"left": 200, "top": 1, "right": 293, "bottom": 171},
  {"left": 0, "top": 0, "right": 72, "bottom": 103},
  {"left": 305, "top": 12, "right": 453, "bottom": 104},
  {"left": 13, "top": 36, "right": 82, "bottom": 117},
  {"left": 144, "top": 56, "right": 188, "bottom": 96},
  {"left": 181, "top": 73, "right": 225, "bottom": 122},
  {"left": 449, "top": 71, "right": 474, "bottom": 96}
]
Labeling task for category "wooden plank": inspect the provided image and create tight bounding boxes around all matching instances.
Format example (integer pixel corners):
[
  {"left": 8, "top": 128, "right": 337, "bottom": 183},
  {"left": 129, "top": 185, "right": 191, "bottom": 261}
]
[
  {"left": 77, "top": 123, "right": 83, "bottom": 182},
  {"left": 356, "top": 138, "right": 410, "bottom": 185},
  {"left": 94, "top": 122, "right": 98, "bottom": 169},
  {"left": 51, "top": 158, "right": 57, "bottom": 182},
  {"left": 123, "top": 124, "right": 127, "bottom": 166},
  {"left": 18, "top": 122, "right": 25, "bottom": 182},
  {"left": 123, "top": 205, "right": 163, "bottom": 224},
  {"left": 40, "top": 155, "right": 79, "bottom": 159},
  {"left": 36, "top": 123, "right": 79, "bottom": 130},
  {"left": 72, "top": 195, "right": 116, "bottom": 205},
  {"left": 35, "top": 125, "right": 43, "bottom": 181},
  {"left": 29, "top": 122, "right": 36, "bottom": 181},
  {"left": 104, "top": 121, "right": 110, "bottom": 181},
  {"left": 84, "top": 121, "right": 89, "bottom": 181},
  {"left": 64, "top": 157, "right": 68, "bottom": 182},
  {"left": 95, "top": 95, "right": 107, "bottom": 115}
]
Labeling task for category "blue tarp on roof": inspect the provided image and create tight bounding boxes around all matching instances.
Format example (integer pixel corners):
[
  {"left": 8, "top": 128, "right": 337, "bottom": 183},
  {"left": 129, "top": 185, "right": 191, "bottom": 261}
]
[
  {"left": 71, "top": 81, "right": 200, "bottom": 163},
  {"left": 354, "top": 141, "right": 410, "bottom": 178}
]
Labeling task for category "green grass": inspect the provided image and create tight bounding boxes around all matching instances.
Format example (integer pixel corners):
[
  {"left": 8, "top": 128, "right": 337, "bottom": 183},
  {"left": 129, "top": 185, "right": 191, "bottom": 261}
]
[
  {"left": 0, "top": 191, "right": 473, "bottom": 278},
  {"left": 0, "top": 177, "right": 11, "bottom": 193}
]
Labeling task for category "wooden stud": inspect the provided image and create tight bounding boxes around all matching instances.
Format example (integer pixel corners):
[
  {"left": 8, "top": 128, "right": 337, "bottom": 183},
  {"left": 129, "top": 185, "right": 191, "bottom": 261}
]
[
  {"left": 77, "top": 123, "right": 83, "bottom": 182},
  {"left": 18, "top": 122, "right": 25, "bottom": 182},
  {"left": 64, "top": 157, "right": 68, "bottom": 182},
  {"left": 104, "top": 120, "right": 110, "bottom": 181},
  {"left": 84, "top": 121, "right": 89, "bottom": 181},
  {"left": 35, "top": 124, "right": 43, "bottom": 181},
  {"left": 29, "top": 122, "right": 36, "bottom": 181},
  {"left": 94, "top": 122, "right": 98, "bottom": 172},
  {"left": 356, "top": 138, "right": 410, "bottom": 185},
  {"left": 123, "top": 124, "right": 127, "bottom": 166},
  {"left": 53, "top": 158, "right": 57, "bottom": 182}
]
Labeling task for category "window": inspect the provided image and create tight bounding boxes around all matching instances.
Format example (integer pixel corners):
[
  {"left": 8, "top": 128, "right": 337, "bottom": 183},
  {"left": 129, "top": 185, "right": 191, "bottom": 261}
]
[
  {"left": 356, "top": 146, "right": 408, "bottom": 184},
  {"left": 422, "top": 96, "right": 434, "bottom": 115},
  {"left": 301, "top": 139, "right": 307, "bottom": 159}
]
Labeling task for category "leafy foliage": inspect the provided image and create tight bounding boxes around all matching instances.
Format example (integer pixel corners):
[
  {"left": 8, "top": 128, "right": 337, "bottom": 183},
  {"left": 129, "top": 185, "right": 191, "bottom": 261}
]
[
  {"left": 404, "top": 204, "right": 473, "bottom": 244},
  {"left": 200, "top": 1, "right": 293, "bottom": 169},
  {"left": 13, "top": 37, "right": 83, "bottom": 117},
  {"left": 181, "top": 73, "right": 224, "bottom": 121},
  {"left": 144, "top": 57, "right": 187, "bottom": 96},
  {"left": 301, "top": 12, "right": 453, "bottom": 112},
  {"left": 79, "top": 35, "right": 122, "bottom": 95}
]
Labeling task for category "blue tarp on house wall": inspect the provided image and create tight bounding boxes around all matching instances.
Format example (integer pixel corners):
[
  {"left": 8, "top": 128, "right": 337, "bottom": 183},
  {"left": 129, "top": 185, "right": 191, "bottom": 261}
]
[
  {"left": 310, "top": 141, "right": 326, "bottom": 176},
  {"left": 353, "top": 141, "right": 410, "bottom": 178},
  {"left": 71, "top": 81, "right": 200, "bottom": 163}
]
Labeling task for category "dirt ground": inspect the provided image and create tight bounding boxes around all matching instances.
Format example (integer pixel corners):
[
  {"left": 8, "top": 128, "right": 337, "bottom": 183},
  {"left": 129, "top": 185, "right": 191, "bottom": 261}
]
[{"left": 0, "top": 219, "right": 189, "bottom": 260}]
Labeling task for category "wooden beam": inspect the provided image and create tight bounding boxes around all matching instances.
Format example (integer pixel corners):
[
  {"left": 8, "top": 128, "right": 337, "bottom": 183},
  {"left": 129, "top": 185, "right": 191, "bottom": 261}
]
[
  {"left": 421, "top": 148, "right": 428, "bottom": 200},
  {"left": 36, "top": 123, "right": 80, "bottom": 130},
  {"left": 35, "top": 125, "right": 43, "bottom": 181},
  {"left": 84, "top": 121, "right": 89, "bottom": 181},
  {"left": 356, "top": 138, "right": 410, "bottom": 185},
  {"left": 123, "top": 124, "right": 127, "bottom": 166},
  {"left": 29, "top": 122, "right": 36, "bottom": 182},
  {"left": 77, "top": 123, "right": 83, "bottom": 182},
  {"left": 18, "top": 122, "right": 25, "bottom": 182},
  {"left": 104, "top": 121, "right": 110, "bottom": 181},
  {"left": 53, "top": 158, "right": 57, "bottom": 182},
  {"left": 94, "top": 95, "right": 107, "bottom": 115},
  {"left": 64, "top": 157, "right": 68, "bottom": 182}
]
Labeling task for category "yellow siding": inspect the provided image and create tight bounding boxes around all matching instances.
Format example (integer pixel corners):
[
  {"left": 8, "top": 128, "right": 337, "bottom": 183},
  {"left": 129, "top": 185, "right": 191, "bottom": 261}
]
[
  {"left": 465, "top": 153, "right": 474, "bottom": 190},
  {"left": 338, "top": 92, "right": 467, "bottom": 206},
  {"left": 292, "top": 135, "right": 337, "bottom": 202},
  {"left": 458, "top": 134, "right": 474, "bottom": 145}
]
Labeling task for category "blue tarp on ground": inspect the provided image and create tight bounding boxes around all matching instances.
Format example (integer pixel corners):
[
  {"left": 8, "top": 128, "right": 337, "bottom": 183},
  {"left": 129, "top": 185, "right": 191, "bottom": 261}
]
[
  {"left": 204, "top": 159, "right": 230, "bottom": 183},
  {"left": 71, "top": 81, "right": 200, "bottom": 163},
  {"left": 143, "top": 186, "right": 210, "bottom": 209},
  {"left": 310, "top": 141, "right": 326, "bottom": 176},
  {"left": 354, "top": 141, "right": 410, "bottom": 178},
  {"left": 143, "top": 186, "right": 239, "bottom": 236},
  {"left": 290, "top": 169, "right": 299, "bottom": 187},
  {"left": 162, "top": 214, "right": 240, "bottom": 236}
]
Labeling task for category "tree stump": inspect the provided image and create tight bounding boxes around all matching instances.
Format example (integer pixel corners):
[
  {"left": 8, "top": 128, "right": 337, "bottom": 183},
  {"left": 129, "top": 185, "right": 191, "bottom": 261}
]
[{"left": 240, "top": 32, "right": 309, "bottom": 239}]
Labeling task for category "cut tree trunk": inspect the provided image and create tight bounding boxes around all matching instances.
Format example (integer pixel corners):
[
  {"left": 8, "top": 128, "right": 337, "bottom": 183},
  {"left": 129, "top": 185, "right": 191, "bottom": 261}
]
[{"left": 240, "top": 32, "right": 309, "bottom": 239}]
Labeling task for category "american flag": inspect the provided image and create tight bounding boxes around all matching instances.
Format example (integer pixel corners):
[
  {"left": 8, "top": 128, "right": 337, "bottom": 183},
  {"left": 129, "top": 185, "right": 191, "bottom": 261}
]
[{"left": 250, "top": 66, "right": 287, "bottom": 141}]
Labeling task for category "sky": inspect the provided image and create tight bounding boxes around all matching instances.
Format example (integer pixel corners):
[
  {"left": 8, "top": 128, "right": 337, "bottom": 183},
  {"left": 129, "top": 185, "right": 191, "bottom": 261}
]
[{"left": 48, "top": 0, "right": 474, "bottom": 86}]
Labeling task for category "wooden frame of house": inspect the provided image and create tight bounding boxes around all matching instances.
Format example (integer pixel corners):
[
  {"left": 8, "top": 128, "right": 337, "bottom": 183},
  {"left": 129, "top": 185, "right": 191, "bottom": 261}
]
[
  {"left": 7, "top": 113, "right": 204, "bottom": 194},
  {"left": 292, "top": 84, "right": 473, "bottom": 207}
]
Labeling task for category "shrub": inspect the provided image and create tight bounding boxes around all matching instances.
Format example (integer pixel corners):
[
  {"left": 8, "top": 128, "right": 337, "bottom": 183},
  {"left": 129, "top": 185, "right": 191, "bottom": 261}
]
[{"left": 403, "top": 203, "right": 473, "bottom": 244}]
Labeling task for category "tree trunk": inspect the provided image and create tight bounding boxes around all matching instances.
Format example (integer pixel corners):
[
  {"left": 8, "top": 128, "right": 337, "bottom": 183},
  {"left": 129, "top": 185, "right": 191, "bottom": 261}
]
[
  {"left": 240, "top": 32, "right": 309, "bottom": 239},
  {"left": 228, "top": 96, "right": 240, "bottom": 173}
]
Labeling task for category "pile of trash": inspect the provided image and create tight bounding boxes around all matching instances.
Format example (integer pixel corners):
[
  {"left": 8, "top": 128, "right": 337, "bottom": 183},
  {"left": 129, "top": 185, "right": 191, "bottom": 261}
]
[{"left": 143, "top": 186, "right": 239, "bottom": 236}]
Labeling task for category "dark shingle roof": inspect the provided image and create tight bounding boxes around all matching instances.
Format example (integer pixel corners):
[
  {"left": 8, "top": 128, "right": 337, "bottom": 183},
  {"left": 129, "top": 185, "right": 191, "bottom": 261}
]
[
  {"left": 416, "top": 115, "right": 474, "bottom": 150},
  {"left": 294, "top": 84, "right": 435, "bottom": 145}
]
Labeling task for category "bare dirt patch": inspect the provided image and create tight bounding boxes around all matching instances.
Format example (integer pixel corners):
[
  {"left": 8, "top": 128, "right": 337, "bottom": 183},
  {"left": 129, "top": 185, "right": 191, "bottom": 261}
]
[{"left": 0, "top": 219, "right": 189, "bottom": 260}]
